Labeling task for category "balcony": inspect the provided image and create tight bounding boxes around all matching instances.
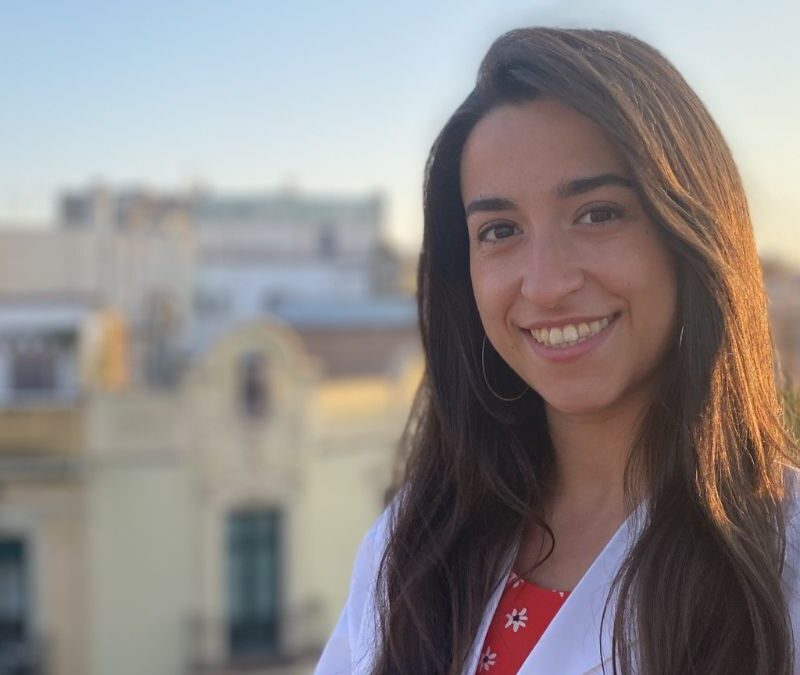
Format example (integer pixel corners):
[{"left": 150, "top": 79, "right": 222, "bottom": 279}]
[
  {"left": 0, "top": 405, "right": 84, "bottom": 460},
  {"left": 187, "top": 601, "right": 324, "bottom": 675}
]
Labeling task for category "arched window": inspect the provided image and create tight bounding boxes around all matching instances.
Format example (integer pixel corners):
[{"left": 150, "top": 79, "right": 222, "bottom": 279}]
[{"left": 237, "top": 351, "right": 269, "bottom": 419}]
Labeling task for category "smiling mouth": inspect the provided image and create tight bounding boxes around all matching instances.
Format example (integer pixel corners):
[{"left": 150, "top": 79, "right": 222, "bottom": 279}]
[{"left": 528, "top": 312, "right": 620, "bottom": 348}]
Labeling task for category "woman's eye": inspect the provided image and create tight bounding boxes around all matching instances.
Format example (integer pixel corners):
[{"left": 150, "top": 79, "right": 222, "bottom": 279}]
[
  {"left": 575, "top": 207, "right": 622, "bottom": 226},
  {"left": 478, "top": 222, "right": 519, "bottom": 242}
]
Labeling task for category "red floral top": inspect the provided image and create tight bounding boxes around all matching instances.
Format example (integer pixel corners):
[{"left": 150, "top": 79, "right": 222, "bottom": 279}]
[{"left": 474, "top": 570, "right": 570, "bottom": 674}]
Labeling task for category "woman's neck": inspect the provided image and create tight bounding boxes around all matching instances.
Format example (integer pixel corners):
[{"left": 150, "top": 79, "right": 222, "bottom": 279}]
[
  {"left": 514, "top": 397, "right": 652, "bottom": 590},
  {"left": 543, "top": 398, "right": 648, "bottom": 517}
]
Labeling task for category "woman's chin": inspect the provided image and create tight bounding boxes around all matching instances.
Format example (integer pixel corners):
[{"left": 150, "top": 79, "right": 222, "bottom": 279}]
[{"left": 539, "top": 391, "right": 619, "bottom": 418}]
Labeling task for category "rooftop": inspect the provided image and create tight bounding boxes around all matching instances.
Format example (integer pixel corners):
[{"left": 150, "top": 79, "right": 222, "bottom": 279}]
[{"left": 192, "top": 190, "right": 384, "bottom": 226}]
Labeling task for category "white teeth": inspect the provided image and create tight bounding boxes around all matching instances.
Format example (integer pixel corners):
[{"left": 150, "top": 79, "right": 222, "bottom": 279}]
[{"left": 530, "top": 314, "right": 615, "bottom": 348}]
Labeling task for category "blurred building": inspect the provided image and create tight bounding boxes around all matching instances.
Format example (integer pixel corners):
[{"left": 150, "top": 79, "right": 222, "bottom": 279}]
[
  {"left": 0, "top": 184, "right": 420, "bottom": 675},
  {"left": 188, "top": 188, "right": 398, "bottom": 352},
  {"left": 0, "top": 297, "right": 96, "bottom": 675},
  {"left": 0, "top": 225, "right": 192, "bottom": 390},
  {"left": 60, "top": 185, "right": 194, "bottom": 231},
  {"left": 2, "top": 184, "right": 403, "bottom": 389},
  {"left": 0, "top": 298, "right": 420, "bottom": 675},
  {"left": 183, "top": 311, "right": 420, "bottom": 674}
]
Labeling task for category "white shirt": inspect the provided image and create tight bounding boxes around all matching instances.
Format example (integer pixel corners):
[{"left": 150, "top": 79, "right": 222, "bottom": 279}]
[{"left": 316, "top": 467, "right": 800, "bottom": 674}]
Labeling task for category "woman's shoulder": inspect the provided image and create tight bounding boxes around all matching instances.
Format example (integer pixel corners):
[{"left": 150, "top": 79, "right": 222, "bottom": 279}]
[{"left": 351, "top": 497, "right": 395, "bottom": 588}]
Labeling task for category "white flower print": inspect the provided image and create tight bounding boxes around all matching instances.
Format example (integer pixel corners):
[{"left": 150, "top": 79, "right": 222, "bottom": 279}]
[
  {"left": 480, "top": 645, "right": 497, "bottom": 671},
  {"left": 504, "top": 607, "right": 528, "bottom": 632}
]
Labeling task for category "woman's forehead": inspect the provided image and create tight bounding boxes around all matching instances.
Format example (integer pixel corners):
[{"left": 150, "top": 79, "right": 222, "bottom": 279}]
[{"left": 460, "top": 99, "right": 630, "bottom": 200}]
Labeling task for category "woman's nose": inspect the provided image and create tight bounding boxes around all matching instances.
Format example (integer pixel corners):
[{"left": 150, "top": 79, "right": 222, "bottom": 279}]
[{"left": 519, "top": 231, "right": 585, "bottom": 309}]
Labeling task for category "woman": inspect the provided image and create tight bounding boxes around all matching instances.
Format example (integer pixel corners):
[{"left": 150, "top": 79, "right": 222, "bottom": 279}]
[{"left": 316, "top": 27, "right": 800, "bottom": 674}]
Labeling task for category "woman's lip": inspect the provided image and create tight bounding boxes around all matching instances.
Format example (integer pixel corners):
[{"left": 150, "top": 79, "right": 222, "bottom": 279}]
[{"left": 521, "top": 312, "right": 619, "bottom": 363}]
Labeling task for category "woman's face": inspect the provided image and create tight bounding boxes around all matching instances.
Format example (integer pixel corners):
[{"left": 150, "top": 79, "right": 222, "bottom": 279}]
[{"left": 461, "top": 98, "right": 678, "bottom": 417}]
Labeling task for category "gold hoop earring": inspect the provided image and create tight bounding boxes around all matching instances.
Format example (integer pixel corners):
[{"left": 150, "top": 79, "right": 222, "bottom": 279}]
[{"left": 481, "top": 335, "right": 528, "bottom": 402}]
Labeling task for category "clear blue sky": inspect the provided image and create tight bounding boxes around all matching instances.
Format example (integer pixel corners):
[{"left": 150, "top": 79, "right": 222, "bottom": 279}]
[{"left": 1, "top": 0, "right": 798, "bottom": 261}]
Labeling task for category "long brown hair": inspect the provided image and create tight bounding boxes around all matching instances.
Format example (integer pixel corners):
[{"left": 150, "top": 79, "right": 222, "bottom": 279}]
[{"left": 372, "top": 28, "right": 799, "bottom": 674}]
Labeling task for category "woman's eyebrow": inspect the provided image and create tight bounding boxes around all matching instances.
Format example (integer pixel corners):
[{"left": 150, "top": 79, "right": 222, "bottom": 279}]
[
  {"left": 464, "top": 196, "right": 517, "bottom": 218},
  {"left": 555, "top": 173, "right": 634, "bottom": 199}
]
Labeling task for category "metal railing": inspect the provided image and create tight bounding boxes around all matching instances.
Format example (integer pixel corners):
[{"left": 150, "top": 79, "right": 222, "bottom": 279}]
[{"left": 187, "top": 600, "right": 325, "bottom": 674}]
